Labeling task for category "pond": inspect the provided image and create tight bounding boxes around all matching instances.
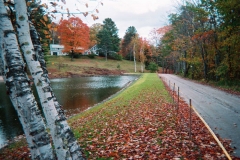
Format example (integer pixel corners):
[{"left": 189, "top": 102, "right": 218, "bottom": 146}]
[{"left": 0, "top": 75, "right": 139, "bottom": 148}]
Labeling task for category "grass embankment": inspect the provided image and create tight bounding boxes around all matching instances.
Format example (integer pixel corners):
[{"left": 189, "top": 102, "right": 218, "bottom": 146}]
[
  {"left": 46, "top": 56, "right": 145, "bottom": 78},
  {"left": 69, "top": 73, "right": 233, "bottom": 159},
  {"left": 69, "top": 73, "right": 172, "bottom": 159},
  {"left": 0, "top": 73, "right": 235, "bottom": 159}
]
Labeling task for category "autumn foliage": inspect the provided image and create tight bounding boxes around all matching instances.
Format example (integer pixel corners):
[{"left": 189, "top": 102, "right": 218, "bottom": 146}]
[
  {"left": 57, "top": 17, "right": 90, "bottom": 54},
  {"left": 159, "top": 0, "right": 240, "bottom": 82}
]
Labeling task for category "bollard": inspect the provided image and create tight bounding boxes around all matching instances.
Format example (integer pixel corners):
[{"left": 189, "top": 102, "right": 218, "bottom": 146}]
[
  {"left": 189, "top": 99, "right": 192, "bottom": 140},
  {"left": 173, "top": 83, "right": 175, "bottom": 103},
  {"left": 177, "top": 87, "right": 179, "bottom": 114}
]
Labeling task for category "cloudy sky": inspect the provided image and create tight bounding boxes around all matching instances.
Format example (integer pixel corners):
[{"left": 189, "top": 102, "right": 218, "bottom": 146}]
[{"left": 47, "top": 0, "right": 178, "bottom": 39}]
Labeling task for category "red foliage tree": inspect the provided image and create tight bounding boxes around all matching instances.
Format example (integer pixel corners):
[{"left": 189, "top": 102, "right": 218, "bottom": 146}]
[{"left": 57, "top": 17, "right": 90, "bottom": 54}]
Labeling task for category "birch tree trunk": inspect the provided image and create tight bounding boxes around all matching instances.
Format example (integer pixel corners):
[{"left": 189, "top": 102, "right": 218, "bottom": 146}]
[
  {"left": 0, "top": 32, "right": 3, "bottom": 75},
  {"left": 29, "top": 24, "right": 64, "bottom": 118},
  {"left": 0, "top": 1, "right": 54, "bottom": 159},
  {"left": 14, "top": 1, "right": 84, "bottom": 159}
]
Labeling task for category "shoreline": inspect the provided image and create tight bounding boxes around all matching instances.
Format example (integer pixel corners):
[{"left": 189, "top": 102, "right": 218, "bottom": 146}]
[
  {"left": 0, "top": 72, "right": 141, "bottom": 82},
  {"left": 67, "top": 75, "right": 140, "bottom": 119},
  {"left": 0, "top": 74, "right": 141, "bottom": 149}
]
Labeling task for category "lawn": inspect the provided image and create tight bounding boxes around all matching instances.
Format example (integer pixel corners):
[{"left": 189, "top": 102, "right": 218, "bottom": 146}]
[{"left": 46, "top": 55, "right": 146, "bottom": 75}]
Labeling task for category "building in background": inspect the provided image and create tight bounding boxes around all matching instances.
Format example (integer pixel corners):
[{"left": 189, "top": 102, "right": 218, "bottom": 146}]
[
  {"left": 83, "top": 45, "right": 99, "bottom": 55},
  {"left": 50, "top": 44, "right": 67, "bottom": 56}
]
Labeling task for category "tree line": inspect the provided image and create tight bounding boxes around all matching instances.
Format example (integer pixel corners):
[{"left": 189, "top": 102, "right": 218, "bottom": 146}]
[
  {"left": 55, "top": 17, "right": 158, "bottom": 71},
  {"left": 158, "top": 0, "right": 240, "bottom": 82}
]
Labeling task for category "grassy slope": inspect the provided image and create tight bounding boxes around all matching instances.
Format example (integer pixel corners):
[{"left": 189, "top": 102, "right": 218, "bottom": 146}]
[
  {"left": 46, "top": 55, "right": 145, "bottom": 75},
  {"left": 68, "top": 73, "right": 173, "bottom": 158}
]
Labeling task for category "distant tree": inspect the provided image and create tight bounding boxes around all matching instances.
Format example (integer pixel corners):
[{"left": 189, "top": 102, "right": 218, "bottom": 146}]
[
  {"left": 97, "top": 18, "right": 120, "bottom": 60},
  {"left": 139, "top": 47, "right": 146, "bottom": 72},
  {"left": 89, "top": 23, "right": 103, "bottom": 48},
  {"left": 50, "top": 22, "right": 60, "bottom": 44},
  {"left": 57, "top": 17, "right": 90, "bottom": 55},
  {"left": 147, "top": 62, "right": 158, "bottom": 73},
  {"left": 121, "top": 26, "right": 137, "bottom": 59}
]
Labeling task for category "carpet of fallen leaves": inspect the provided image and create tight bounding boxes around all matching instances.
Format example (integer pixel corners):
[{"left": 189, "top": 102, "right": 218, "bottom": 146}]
[
  {"left": 0, "top": 142, "right": 30, "bottom": 160},
  {"left": 69, "top": 74, "right": 238, "bottom": 159},
  {"left": 1, "top": 74, "right": 239, "bottom": 160}
]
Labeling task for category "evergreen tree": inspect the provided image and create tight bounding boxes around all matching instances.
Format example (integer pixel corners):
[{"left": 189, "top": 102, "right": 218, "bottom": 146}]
[{"left": 97, "top": 18, "right": 120, "bottom": 59}]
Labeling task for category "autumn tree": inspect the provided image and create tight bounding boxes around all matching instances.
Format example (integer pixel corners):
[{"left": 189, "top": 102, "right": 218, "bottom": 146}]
[
  {"left": 159, "top": 0, "right": 240, "bottom": 82},
  {"left": 89, "top": 23, "right": 102, "bottom": 48},
  {"left": 57, "top": 17, "right": 90, "bottom": 57},
  {"left": 121, "top": 26, "right": 137, "bottom": 60},
  {"left": 212, "top": 0, "right": 240, "bottom": 80},
  {"left": 129, "top": 34, "right": 140, "bottom": 72},
  {"left": 97, "top": 18, "right": 121, "bottom": 60}
]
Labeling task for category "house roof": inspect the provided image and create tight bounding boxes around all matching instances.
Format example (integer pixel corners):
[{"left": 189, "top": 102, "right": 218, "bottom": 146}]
[{"left": 50, "top": 44, "right": 64, "bottom": 49}]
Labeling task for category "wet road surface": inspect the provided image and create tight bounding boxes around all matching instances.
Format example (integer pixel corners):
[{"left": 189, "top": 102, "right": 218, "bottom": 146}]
[{"left": 159, "top": 74, "right": 240, "bottom": 157}]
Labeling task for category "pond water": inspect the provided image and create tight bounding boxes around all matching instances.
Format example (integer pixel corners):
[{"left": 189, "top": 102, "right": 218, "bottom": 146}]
[{"left": 0, "top": 75, "right": 138, "bottom": 148}]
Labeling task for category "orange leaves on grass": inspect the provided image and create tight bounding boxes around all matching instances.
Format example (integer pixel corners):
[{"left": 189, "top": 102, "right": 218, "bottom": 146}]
[
  {"left": 0, "top": 145, "right": 31, "bottom": 160},
  {"left": 71, "top": 81, "right": 235, "bottom": 159}
]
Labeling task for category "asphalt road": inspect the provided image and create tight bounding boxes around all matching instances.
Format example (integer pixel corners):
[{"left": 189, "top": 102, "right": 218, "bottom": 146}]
[{"left": 159, "top": 74, "right": 240, "bottom": 157}]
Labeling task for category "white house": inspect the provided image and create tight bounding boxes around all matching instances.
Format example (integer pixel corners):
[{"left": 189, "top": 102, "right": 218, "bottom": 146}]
[
  {"left": 83, "top": 45, "right": 99, "bottom": 55},
  {"left": 50, "top": 44, "right": 67, "bottom": 56}
]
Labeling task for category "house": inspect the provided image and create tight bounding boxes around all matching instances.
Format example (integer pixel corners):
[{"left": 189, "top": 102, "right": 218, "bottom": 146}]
[
  {"left": 83, "top": 45, "right": 99, "bottom": 55},
  {"left": 50, "top": 44, "right": 67, "bottom": 56}
]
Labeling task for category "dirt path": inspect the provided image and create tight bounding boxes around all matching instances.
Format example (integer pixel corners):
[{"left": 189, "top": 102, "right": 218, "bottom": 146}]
[{"left": 159, "top": 74, "right": 240, "bottom": 158}]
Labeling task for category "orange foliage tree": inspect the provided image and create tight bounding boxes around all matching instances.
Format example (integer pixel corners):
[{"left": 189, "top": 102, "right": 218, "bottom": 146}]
[{"left": 57, "top": 17, "right": 90, "bottom": 54}]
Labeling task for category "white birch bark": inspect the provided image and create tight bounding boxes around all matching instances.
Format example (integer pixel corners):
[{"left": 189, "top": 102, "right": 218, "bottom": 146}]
[
  {"left": 29, "top": 24, "right": 66, "bottom": 118},
  {"left": 0, "top": 34, "right": 3, "bottom": 75},
  {"left": 0, "top": 1, "right": 54, "bottom": 159},
  {"left": 14, "top": 1, "right": 85, "bottom": 159}
]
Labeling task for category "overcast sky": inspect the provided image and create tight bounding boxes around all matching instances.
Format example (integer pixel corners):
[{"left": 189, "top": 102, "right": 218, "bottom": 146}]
[{"left": 47, "top": 0, "right": 178, "bottom": 40}]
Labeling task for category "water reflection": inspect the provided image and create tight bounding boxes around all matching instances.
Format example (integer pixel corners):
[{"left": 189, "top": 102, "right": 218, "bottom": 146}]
[
  {"left": 0, "top": 83, "right": 23, "bottom": 148},
  {"left": 0, "top": 75, "right": 138, "bottom": 147},
  {"left": 51, "top": 76, "right": 136, "bottom": 114}
]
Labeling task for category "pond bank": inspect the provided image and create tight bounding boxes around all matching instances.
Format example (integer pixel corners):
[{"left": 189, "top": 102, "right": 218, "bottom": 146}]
[
  {"left": 0, "top": 74, "right": 140, "bottom": 150},
  {"left": 1, "top": 73, "right": 236, "bottom": 159}
]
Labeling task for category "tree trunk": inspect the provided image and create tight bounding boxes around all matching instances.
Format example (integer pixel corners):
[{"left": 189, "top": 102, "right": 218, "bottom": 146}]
[
  {"left": 0, "top": 47, "right": 3, "bottom": 75},
  {"left": 200, "top": 42, "right": 208, "bottom": 80},
  {"left": 183, "top": 51, "right": 188, "bottom": 77},
  {"left": 141, "top": 63, "right": 144, "bottom": 73},
  {"left": 30, "top": 24, "right": 84, "bottom": 159},
  {"left": 133, "top": 43, "right": 136, "bottom": 72},
  {"left": 0, "top": 1, "right": 54, "bottom": 159},
  {"left": 14, "top": 1, "right": 84, "bottom": 159}
]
